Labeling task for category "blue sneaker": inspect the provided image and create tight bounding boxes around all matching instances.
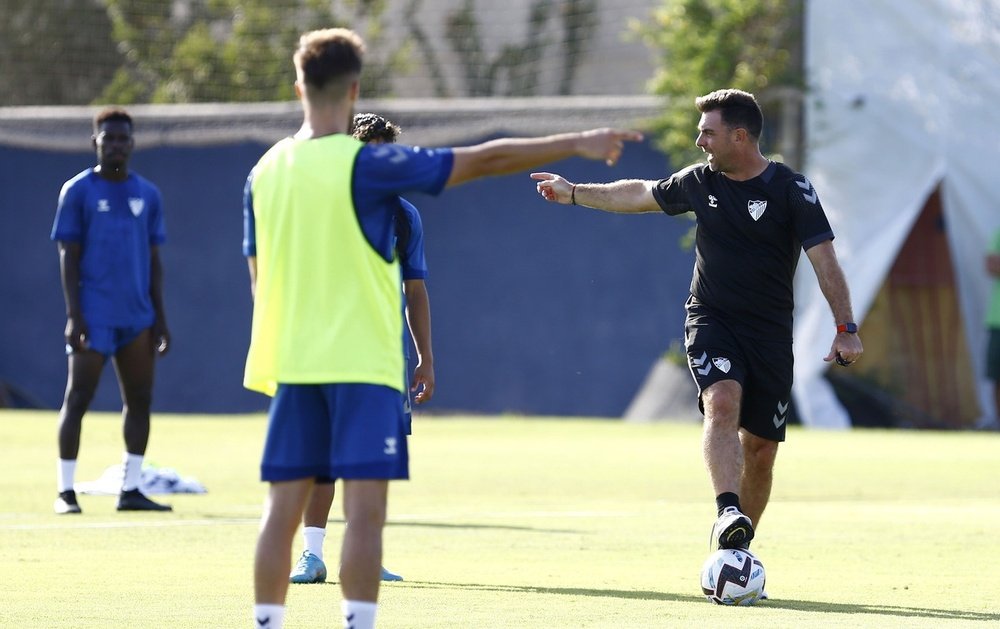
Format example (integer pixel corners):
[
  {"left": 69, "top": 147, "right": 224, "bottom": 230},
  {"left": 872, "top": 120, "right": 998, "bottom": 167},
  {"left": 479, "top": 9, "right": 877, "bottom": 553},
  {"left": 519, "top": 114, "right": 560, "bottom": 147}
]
[
  {"left": 289, "top": 551, "right": 327, "bottom": 584},
  {"left": 380, "top": 566, "right": 404, "bottom": 582}
]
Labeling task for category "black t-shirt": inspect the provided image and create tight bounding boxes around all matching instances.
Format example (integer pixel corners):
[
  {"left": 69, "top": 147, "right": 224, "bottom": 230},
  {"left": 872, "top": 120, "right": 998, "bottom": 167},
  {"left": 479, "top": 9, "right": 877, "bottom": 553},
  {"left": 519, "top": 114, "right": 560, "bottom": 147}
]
[{"left": 652, "top": 161, "right": 833, "bottom": 340}]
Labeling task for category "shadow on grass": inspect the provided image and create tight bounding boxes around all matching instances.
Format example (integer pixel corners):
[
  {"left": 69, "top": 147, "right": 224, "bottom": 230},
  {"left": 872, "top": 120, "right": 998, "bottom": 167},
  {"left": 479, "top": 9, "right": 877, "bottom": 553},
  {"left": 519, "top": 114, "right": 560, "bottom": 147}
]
[
  {"left": 316, "top": 518, "right": 580, "bottom": 534},
  {"left": 399, "top": 582, "right": 999, "bottom": 622}
]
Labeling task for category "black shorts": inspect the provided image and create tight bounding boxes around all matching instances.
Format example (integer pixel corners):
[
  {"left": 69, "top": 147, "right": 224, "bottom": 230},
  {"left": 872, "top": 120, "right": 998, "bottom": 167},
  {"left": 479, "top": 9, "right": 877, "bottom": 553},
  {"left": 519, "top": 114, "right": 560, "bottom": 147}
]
[
  {"left": 684, "top": 304, "right": 793, "bottom": 442},
  {"left": 988, "top": 328, "right": 1000, "bottom": 381}
]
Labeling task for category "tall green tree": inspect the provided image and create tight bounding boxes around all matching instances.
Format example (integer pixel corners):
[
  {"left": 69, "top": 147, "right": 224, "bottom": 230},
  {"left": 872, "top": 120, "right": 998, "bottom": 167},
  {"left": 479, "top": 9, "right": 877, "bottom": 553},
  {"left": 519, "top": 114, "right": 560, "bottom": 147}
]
[
  {"left": 634, "top": 0, "right": 804, "bottom": 169},
  {"left": 98, "top": 0, "right": 407, "bottom": 104},
  {"left": 443, "top": 0, "right": 598, "bottom": 97},
  {"left": 0, "top": 0, "right": 120, "bottom": 106}
]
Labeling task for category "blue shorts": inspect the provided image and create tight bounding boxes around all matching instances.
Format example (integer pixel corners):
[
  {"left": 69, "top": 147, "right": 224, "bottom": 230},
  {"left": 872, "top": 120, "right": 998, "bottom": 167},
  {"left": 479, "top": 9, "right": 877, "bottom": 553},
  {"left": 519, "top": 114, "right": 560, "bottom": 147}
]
[
  {"left": 66, "top": 325, "right": 147, "bottom": 357},
  {"left": 261, "top": 383, "right": 409, "bottom": 482}
]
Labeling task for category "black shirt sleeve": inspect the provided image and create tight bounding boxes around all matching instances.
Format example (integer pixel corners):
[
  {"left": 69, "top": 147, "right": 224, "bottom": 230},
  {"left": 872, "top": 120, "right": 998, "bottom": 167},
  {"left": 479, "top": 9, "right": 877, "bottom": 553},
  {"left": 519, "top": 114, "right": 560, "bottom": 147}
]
[
  {"left": 652, "top": 171, "right": 695, "bottom": 216},
  {"left": 789, "top": 175, "right": 834, "bottom": 250}
]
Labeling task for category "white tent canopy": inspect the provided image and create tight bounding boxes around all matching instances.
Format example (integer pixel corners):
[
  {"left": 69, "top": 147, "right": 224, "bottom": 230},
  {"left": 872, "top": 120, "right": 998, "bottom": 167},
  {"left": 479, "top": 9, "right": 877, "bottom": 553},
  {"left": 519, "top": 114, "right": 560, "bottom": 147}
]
[{"left": 794, "top": 0, "right": 1000, "bottom": 428}]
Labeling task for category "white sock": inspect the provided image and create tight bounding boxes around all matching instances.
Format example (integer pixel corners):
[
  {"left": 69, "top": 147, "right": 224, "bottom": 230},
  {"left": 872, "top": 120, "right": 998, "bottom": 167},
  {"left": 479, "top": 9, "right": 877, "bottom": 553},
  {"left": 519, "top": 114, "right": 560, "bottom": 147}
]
[
  {"left": 121, "top": 452, "right": 144, "bottom": 492},
  {"left": 342, "top": 600, "right": 377, "bottom": 629},
  {"left": 253, "top": 604, "right": 285, "bottom": 629},
  {"left": 302, "top": 526, "right": 326, "bottom": 560},
  {"left": 58, "top": 459, "right": 76, "bottom": 492}
]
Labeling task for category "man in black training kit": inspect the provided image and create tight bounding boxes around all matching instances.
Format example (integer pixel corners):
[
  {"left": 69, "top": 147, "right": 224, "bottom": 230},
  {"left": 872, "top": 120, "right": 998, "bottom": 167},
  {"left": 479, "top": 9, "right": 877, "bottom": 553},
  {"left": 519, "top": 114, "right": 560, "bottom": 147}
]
[{"left": 533, "top": 89, "right": 863, "bottom": 558}]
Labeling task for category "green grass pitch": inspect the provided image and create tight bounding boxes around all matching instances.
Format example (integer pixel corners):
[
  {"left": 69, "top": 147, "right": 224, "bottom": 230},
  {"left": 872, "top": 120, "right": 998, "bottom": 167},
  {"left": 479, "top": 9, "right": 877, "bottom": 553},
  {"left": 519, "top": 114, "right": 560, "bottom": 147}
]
[{"left": 1, "top": 410, "right": 999, "bottom": 628}]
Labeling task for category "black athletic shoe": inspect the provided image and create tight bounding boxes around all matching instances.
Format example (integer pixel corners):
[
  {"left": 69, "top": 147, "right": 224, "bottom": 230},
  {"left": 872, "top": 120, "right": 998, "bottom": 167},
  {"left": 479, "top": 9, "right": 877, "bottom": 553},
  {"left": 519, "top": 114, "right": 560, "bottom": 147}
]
[
  {"left": 710, "top": 506, "right": 754, "bottom": 550},
  {"left": 54, "top": 490, "right": 82, "bottom": 514},
  {"left": 116, "top": 489, "right": 172, "bottom": 512}
]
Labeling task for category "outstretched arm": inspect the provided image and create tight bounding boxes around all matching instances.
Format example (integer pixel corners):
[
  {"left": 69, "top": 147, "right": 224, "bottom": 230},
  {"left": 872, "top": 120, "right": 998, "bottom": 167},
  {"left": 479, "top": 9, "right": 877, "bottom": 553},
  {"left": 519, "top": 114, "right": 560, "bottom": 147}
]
[
  {"left": 806, "top": 240, "right": 864, "bottom": 366},
  {"left": 403, "top": 279, "right": 434, "bottom": 404},
  {"left": 446, "top": 128, "right": 642, "bottom": 188},
  {"left": 530, "top": 172, "right": 661, "bottom": 214}
]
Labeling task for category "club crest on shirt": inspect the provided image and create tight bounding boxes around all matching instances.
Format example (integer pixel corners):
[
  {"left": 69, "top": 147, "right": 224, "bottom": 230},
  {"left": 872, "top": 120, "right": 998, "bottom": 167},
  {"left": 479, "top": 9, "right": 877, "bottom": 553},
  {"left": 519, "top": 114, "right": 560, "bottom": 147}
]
[
  {"left": 712, "top": 357, "right": 732, "bottom": 373},
  {"left": 747, "top": 199, "right": 767, "bottom": 221},
  {"left": 708, "top": 195, "right": 718, "bottom": 208},
  {"left": 128, "top": 197, "right": 145, "bottom": 217}
]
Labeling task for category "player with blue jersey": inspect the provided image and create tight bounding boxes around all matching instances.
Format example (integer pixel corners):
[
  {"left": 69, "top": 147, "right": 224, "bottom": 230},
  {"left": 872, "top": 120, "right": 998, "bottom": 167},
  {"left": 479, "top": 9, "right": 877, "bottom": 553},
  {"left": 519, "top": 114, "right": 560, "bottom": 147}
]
[
  {"left": 50, "top": 107, "right": 172, "bottom": 514},
  {"left": 245, "top": 28, "right": 641, "bottom": 629},
  {"left": 248, "top": 113, "right": 431, "bottom": 585}
]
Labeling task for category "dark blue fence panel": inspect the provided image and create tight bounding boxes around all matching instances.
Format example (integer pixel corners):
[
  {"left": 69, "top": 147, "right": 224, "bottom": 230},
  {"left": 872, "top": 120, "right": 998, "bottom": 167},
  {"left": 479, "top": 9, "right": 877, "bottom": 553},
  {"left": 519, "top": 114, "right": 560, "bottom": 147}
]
[{"left": 0, "top": 136, "right": 693, "bottom": 416}]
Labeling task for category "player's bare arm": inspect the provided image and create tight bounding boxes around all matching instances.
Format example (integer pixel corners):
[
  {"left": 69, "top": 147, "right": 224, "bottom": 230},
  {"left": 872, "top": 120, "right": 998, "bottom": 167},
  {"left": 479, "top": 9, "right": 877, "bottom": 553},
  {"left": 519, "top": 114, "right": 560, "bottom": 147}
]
[
  {"left": 403, "top": 278, "right": 435, "bottom": 404},
  {"left": 805, "top": 240, "right": 863, "bottom": 365},
  {"left": 57, "top": 241, "right": 88, "bottom": 351},
  {"left": 247, "top": 256, "right": 257, "bottom": 300},
  {"left": 531, "top": 173, "right": 661, "bottom": 214},
  {"left": 149, "top": 246, "right": 170, "bottom": 355},
  {"left": 446, "top": 128, "right": 642, "bottom": 188}
]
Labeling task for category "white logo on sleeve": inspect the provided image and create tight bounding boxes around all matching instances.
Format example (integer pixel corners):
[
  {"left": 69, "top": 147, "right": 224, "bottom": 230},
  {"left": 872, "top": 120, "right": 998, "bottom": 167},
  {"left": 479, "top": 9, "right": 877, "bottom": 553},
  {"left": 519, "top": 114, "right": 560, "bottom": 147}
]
[
  {"left": 712, "top": 357, "right": 731, "bottom": 373},
  {"left": 97, "top": 199, "right": 111, "bottom": 212},
  {"left": 128, "top": 198, "right": 145, "bottom": 217},
  {"left": 796, "top": 178, "right": 818, "bottom": 204},
  {"left": 372, "top": 144, "right": 409, "bottom": 165},
  {"left": 747, "top": 200, "right": 767, "bottom": 221},
  {"left": 384, "top": 437, "right": 398, "bottom": 456}
]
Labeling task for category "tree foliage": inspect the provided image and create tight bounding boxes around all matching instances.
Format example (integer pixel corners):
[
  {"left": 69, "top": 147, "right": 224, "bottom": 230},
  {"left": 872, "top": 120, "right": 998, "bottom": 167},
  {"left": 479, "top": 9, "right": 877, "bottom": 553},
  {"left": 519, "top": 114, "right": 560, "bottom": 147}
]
[
  {"left": 0, "top": 0, "right": 120, "bottom": 106},
  {"left": 442, "top": 0, "right": 598, "bottom": 97},
  {"left": 98, "top": 0, "right": 407, "bottom": 104},
  {"left": 634, "top": 0, "right": 803, "bottom": 168}
]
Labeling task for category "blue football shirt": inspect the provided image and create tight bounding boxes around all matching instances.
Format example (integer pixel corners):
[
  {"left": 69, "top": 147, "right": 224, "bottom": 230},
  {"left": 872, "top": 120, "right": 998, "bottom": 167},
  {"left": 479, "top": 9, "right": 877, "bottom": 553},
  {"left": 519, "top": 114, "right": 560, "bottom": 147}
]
[
  {"left": 395, "top": 197, "right": 428, "bottom": 281},
  {"left": 243, "top": 142, "right": 452, "bottom": 259},
  {"left": 51, "top": 169, "right": 166, "bottom": 328}
]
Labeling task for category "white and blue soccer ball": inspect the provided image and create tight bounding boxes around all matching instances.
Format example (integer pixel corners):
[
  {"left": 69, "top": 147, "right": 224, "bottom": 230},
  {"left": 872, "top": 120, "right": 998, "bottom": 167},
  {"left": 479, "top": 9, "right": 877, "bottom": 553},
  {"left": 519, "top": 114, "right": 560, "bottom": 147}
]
[{"left": 700, "top": 548, "right": 766, "bottom": 606}]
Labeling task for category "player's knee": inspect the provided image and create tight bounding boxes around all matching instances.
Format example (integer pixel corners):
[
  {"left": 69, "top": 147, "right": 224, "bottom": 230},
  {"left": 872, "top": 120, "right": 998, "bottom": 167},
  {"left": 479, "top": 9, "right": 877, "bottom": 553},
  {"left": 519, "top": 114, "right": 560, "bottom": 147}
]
[
  {"left": 743, "top": 437, "right": 778, "bottom": 468},
  {"left": 703, "top": 387, "right": 741, "bottom": 425},
  {"left": 62, "top": 388, "right": 95, "bottom": 415},
  {"left": 344, "top": 499, "right": 387, "bottom": 531},
  {"left": 121, "top": 387, "right": 153, "bottom": 412}
]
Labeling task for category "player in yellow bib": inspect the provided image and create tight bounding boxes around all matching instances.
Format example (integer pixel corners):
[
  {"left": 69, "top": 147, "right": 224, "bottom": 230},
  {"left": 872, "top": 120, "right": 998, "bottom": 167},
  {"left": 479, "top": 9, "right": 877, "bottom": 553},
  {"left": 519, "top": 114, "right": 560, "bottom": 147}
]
[{"left": 245, "top": 27, "right": 642, "bottom": 629}]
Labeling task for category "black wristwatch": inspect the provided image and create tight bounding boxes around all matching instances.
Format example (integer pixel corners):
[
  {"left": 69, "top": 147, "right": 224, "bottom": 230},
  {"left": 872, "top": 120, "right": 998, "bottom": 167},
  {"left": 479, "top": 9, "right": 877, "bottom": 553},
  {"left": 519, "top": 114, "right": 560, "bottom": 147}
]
[{"left": 836, "top": 322, "right": 858, "bottom": 334}]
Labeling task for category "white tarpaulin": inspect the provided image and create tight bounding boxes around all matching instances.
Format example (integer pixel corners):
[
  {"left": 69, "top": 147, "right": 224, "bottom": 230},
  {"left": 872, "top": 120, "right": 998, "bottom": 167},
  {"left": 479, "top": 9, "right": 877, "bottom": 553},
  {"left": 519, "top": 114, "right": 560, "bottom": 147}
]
[{"left": 795, "top": 0, "right": 1000, "bottom": 428}]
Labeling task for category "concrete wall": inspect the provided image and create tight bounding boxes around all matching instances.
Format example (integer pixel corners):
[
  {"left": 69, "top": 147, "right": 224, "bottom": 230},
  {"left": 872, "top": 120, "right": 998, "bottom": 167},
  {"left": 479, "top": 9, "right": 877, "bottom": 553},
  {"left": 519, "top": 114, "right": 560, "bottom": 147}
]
[{"left": 0, "top": 131, "right": 694, "bottom": 417}]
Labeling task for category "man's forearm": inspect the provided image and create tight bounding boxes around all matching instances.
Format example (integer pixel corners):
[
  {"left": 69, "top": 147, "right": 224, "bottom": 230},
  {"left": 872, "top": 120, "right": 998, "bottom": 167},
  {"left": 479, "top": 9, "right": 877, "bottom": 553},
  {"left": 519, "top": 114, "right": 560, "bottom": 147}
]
[
  {"left": 573, "top": 179, "right": 660, "bottom": 214},
  {"left": 150, "top": 249, "right": 167, "bottom": 322},
  {"left": 58, "top": 244, "right": 82, "bottom": 318},
  {"left": 403, "top": 281, "right": 433, "bottom": 364}
]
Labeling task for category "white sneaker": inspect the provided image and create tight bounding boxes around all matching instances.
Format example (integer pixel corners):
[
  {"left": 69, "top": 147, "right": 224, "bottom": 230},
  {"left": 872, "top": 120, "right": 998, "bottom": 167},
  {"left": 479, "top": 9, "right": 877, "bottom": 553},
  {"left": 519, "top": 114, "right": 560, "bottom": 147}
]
[{"left": 710, "top": 506, "right": 754, "bottom": 550}]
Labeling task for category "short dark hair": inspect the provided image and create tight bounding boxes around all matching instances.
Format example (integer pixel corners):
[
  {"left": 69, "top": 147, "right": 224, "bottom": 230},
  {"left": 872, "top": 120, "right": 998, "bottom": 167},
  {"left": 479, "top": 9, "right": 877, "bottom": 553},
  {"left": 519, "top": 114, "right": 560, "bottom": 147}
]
[
  {"left": 293, "top": 28, "right": 365, "bottom": 98},
  {"left": 695, "top": 89, "right": 763, "bottom": 139},
  {"left": 93, "top": 107, "right": 133, "bottom": 133},
  {"left": 352, "top": 113, "right": 401, "bottom": 144}
]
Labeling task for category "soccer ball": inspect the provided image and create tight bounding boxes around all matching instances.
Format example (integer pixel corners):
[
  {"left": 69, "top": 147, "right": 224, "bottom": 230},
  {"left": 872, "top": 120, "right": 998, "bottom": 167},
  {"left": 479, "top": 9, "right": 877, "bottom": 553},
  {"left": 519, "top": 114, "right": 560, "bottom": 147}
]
[{"left": 700, "top": 548, "right": 766, "bottom": 606}]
